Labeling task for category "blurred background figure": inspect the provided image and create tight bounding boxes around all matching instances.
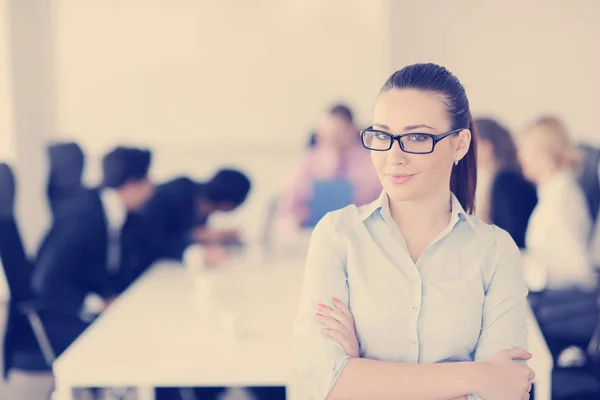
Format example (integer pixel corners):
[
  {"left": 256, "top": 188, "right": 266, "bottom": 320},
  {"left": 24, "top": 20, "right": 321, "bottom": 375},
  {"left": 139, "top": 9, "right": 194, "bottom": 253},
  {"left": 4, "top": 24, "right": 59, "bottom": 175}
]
[
  {"left": 518, "top": 116, "right": 595, "bottom": 292},
  {"left": 140, "top": 168, "right": 251, "bottom": 262},
  {"left": 519, "top": 116, "right": 599, "bottom": 368},
  {"left": 273, "top": 104, "right": 381, "bottom": 236},
  {"left": 30, "top": 146, "right": 155, "bottom": 357},
  {"left": 475, "top": 117, "right": 537, "bottom": 248}
]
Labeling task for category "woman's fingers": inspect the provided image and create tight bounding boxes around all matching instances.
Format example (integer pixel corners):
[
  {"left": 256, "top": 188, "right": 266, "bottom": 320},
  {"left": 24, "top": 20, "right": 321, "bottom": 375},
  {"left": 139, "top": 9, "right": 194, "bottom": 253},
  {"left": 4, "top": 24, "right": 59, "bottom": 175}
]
[
  {"left": 316, "top": 313, "right": 346, "bottom": 333},
  {"left": 332, "top": 298, "right": 352, "bottom": 316},
  {"left": 317, "top": 303, "right": 353, "bottom": 328},
  {"left": 323, "top": 328, "right": 351, "bottom": 352}
]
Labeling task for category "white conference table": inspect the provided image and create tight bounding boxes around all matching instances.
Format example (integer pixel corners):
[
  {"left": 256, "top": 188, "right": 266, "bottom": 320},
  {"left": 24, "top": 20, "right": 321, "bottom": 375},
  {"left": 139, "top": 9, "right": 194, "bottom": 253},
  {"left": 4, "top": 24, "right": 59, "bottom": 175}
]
[
  {"left": 53, "top": 256, "right": 307, "bottom": 400},
  {"left": 53, "top": 256, "right": 553, "bottom": 400}
]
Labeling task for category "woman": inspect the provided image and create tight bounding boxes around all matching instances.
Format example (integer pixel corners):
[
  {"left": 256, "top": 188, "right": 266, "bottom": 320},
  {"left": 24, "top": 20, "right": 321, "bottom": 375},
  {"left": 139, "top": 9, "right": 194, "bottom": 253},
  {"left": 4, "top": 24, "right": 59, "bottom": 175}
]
[
  {"left": 518, "top": 116, "right": 596, "bottom": 292},
  {"left": 293, "top": 64, "right": 534, "bottom": 400},
  {"left": 518, "top": 116, "right": 598, "bottom": 356},
  {"left": 475, "top": 118, "right": 537, "bottom": 248}
]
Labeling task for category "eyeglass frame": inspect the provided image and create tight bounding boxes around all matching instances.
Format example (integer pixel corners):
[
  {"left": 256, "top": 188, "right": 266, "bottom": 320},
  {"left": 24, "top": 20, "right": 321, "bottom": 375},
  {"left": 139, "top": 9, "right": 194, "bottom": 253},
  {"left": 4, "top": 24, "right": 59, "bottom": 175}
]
[{"left": 359, "top": 127, "right": 465, "bottom": 154}]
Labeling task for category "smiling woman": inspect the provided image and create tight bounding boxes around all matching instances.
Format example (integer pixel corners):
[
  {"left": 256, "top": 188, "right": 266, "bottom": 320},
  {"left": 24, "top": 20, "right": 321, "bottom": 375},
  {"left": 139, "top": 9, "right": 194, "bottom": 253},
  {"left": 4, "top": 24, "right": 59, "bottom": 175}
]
[{"left": 293, "top": 63, "right": 534, "bottom": 400}]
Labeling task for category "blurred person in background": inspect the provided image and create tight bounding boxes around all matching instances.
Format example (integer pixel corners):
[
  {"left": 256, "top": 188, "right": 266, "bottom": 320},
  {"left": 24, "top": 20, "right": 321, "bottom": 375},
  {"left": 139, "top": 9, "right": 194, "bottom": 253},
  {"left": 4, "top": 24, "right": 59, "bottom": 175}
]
[
  {"left": 475, "top": 117, "right": 537, "bottom": 248},
  {"left": 518, "top": 116, "right": 599, "bottom": 358},
  {"left": 518, "top": 116, "right": 596, "bottom": 291},
  {"left": 140, "top": 168, "right": 251, "bottom": 262},
  {"left": 274, "top": 104, "right": 381, "bottom": 234},
  {"left": 294, "top": 64, "right": 533, "bottom": 400},
  {"left": 31, "top": 146, "right": 155, "bottom": 356}
]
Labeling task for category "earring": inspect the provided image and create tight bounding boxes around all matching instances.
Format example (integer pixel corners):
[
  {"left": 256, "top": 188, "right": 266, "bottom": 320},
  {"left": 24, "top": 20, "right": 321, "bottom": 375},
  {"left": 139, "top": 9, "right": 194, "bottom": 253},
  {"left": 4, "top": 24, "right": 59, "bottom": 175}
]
[{"left": 454, "top": 159, "right": 459, "bottom": 166}]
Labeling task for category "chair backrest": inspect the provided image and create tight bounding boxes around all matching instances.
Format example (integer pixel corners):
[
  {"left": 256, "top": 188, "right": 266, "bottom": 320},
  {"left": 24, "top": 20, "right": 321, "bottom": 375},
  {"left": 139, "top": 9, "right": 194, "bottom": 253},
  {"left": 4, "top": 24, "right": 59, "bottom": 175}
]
[
  {"left": 47, "top": 142, "right": 85, "bottom": 214},
  {"left": 0, "top": 163, "right": 33, "bottom": 303},
  {"left": 303, "top": 179, "right": 354, "bottom": 228},
  {"left": 0, "top": 163, "right": 38, "bottom": 377},
  {"left": 577, "top": 144, "right": 600, "bottom": 224}
]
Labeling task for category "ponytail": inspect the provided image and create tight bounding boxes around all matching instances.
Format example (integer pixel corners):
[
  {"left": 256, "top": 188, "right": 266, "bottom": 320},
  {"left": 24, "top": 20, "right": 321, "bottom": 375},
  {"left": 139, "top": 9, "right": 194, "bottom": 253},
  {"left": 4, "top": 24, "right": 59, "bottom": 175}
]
[{"left": 450, "top": 115, "right": 477, "bottom": 214}]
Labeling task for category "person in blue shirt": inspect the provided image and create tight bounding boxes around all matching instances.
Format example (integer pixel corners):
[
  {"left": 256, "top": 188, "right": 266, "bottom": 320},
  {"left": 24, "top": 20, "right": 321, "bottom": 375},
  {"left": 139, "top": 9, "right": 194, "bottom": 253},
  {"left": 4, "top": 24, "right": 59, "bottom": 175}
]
[{"left": 293, "top": 64, "right": 535, "bottom": 400}]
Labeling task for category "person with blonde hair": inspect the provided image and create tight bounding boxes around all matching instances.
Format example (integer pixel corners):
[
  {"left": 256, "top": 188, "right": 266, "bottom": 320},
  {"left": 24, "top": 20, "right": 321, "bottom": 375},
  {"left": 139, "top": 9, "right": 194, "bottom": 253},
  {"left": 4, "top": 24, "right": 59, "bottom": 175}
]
[
  {"left": 518, "top": 115, "right": 598, "bottom": 360},
  {"left": 518, "top": 115, "right": 595, "bottom": 291}
]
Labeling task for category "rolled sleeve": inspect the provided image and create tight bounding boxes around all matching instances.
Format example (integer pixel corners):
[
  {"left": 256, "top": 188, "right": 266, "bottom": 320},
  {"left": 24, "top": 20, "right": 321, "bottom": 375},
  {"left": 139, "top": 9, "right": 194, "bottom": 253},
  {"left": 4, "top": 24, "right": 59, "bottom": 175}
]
[
  {"left": 293, "top": 214, "right": 352, "bottom": 400},
  {"left": 474, "top": 227, "right": 529, "bottom": 360},
  {"left": 465, "top": 229, "right": 528, "bottom": 400}
]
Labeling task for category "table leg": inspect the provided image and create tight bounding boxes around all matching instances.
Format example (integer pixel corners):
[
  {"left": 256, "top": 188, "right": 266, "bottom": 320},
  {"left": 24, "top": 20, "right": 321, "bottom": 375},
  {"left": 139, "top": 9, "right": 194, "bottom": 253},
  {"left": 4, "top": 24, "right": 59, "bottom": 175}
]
[
  {"left": 51, "top": 385, "right": 73, "bottom": 400},
  {"left": 533, "top": 369, "right": 552, "bottom": 400},
  {"left": 136, "top": 386, "right": 155, "bottom": 400}
]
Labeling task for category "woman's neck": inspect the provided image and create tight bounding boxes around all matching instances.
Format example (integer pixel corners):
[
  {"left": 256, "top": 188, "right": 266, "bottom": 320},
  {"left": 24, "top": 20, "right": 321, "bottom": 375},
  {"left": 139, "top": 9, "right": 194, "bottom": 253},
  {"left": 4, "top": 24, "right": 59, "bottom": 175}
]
[{"left": 389, "top": 190, "right": 452, "bottom": 235}]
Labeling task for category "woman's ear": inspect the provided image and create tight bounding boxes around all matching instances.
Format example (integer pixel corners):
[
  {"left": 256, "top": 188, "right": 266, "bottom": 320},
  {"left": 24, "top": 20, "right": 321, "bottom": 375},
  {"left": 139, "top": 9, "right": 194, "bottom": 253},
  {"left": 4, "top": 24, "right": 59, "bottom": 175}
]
[{"left": 454, "top": 129, "right": 472, "bottom": 161}]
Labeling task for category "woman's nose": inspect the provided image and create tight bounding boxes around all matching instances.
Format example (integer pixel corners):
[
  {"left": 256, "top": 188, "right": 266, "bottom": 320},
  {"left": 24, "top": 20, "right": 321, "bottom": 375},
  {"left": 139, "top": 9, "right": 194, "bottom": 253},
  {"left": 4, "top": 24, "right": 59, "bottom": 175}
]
[{"left": 388, "top": 139, "right": 408, "bottom": 165}]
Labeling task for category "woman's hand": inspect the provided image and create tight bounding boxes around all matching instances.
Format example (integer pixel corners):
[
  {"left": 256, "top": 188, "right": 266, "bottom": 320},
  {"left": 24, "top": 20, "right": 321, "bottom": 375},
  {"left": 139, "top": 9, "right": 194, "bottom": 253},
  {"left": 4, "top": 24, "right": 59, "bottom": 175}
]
[
  {"left": 316, "top": 298, "right": 360, "bottom": 358},
  {"left": 476, "top": 348, "right": 535, "bottom": 400}
]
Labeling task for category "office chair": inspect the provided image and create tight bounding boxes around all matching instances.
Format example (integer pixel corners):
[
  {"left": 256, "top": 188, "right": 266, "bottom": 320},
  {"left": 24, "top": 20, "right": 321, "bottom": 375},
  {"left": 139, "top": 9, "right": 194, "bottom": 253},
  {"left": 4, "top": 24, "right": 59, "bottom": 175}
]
[
  {"left": 0, "top": 163, "right": 111, "bottom": 400},
  {"left": 47, "top": 142, "right": 88, "bottom": 219},
  {"left": 550, "top": 272, "right": 600, "bottom": 399},
  {"left": 0, "top": 163, "right": 55, "bottom": 392},
  {"left": 577, "top": 144, "right": 600, "bottom": 225}
]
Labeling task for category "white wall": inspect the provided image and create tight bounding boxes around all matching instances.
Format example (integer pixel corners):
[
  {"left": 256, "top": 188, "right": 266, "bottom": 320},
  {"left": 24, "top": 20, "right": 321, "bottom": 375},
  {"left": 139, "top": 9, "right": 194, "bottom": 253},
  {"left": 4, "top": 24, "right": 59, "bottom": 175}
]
[
  {"left": 390, "top": 0, "right": 600, "bottom": 145},
  {"left": 0, "top": 0, "right": 14, "bottom": 161},
  {"left": 1, "top": 0, "right": 54, "bottom": 254},
  {"left": 50, "top": 0, "right": 392, "bottom": 235},
  {"left": 53, "top": 0, "right": 391, "bottom": 155}
]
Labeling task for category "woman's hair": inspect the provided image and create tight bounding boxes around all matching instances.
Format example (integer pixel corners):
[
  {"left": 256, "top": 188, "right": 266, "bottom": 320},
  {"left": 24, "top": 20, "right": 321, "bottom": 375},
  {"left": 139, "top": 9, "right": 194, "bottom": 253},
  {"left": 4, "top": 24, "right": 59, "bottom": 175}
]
[
  {"left": 475, "top": 118, "right": 520, "bottom": 172},
  {"left": 380, "top": 63, "right": 477, "bottom": 214},
  {"left": 523, "top": 115, "right": 580, "bottom": 170},
  {"left": 328, "top": 103, "right": 354, "bottom": 124}
]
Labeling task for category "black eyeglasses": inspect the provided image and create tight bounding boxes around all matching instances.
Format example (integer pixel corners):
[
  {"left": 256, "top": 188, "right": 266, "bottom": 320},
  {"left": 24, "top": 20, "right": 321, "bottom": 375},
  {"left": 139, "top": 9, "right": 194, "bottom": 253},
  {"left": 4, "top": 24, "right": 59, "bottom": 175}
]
[{"left": 360, "top": 127, "right": 464, "bottom": 154}]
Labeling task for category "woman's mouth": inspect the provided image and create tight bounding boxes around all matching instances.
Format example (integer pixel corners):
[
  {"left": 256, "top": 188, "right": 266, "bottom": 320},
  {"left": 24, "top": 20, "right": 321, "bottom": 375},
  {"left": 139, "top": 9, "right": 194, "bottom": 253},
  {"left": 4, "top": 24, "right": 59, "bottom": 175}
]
[{"left": 385, "top": 173, "right": 416, "bottom": 184}]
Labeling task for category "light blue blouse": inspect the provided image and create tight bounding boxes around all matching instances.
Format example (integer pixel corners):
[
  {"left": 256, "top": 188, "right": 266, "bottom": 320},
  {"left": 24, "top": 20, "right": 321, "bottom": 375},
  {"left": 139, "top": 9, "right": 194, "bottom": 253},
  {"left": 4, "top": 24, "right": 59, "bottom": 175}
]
[{"left": 293, "top": 192, "right": 528, "bottom": 400}]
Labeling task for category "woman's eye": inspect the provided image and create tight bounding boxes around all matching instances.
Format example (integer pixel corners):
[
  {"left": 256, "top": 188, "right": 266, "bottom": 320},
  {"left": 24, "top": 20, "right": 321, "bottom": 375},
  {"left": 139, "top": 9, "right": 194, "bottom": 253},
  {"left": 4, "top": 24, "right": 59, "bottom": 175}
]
[
  {"left": 407, "top": 134, "right": 429, "bottom": 142},
  {"left": 374, "top": 133, "right": 388, "bottom": 140}
]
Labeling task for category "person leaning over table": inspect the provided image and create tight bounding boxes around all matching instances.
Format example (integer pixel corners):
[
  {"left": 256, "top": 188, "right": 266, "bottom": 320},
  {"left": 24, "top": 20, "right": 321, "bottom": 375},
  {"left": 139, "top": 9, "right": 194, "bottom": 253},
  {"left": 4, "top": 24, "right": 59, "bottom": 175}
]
[
  {"left": 139, "top": 169, "right": 251, "bottom": 264},
  {"left": 293, "top": 63, "right": 535, "bottom": 400}
]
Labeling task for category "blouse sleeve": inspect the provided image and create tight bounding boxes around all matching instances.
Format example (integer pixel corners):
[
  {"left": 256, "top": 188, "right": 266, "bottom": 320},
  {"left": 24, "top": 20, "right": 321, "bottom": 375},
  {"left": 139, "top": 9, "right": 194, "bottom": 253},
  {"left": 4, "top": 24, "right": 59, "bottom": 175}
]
[
  {"left": 467, "top": 228, "right": 529, "bottom": 400},
  {"left": 293, "top": 214, "right": 352, "bottom": 400}
]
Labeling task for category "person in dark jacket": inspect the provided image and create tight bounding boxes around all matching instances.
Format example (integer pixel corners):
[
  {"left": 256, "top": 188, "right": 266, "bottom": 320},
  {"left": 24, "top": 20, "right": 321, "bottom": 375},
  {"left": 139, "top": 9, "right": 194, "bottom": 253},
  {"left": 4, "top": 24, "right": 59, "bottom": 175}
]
[
  {"left": 475, "top": 117, "right": 537, "bottom": 248},
  {"left": 31, "top": 146, "right": 156, "bottom": 356},
  {"left": 140, "top": 169, "right": 251, "bottom": 260}
]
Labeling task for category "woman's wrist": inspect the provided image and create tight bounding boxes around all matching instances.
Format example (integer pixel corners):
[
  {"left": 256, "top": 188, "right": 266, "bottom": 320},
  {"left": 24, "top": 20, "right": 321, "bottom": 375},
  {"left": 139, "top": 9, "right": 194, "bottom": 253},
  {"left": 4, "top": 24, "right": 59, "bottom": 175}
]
[{"left": 466, "top": 361, "right": 490, "bottom": 396}]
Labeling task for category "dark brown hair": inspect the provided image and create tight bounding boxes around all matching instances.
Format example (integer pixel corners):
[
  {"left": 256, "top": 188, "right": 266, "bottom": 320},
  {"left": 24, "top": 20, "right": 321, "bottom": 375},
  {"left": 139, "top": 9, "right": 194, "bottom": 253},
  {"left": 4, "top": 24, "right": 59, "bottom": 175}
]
[
  {"left": 475, "top": 117, "right": 520, "bottom": 172},
  {"left": 328, "top": 103, "right": 354, "bottom": 124},
  {"left": 380, "top": 63, "right": 477, "bottom": 214}
]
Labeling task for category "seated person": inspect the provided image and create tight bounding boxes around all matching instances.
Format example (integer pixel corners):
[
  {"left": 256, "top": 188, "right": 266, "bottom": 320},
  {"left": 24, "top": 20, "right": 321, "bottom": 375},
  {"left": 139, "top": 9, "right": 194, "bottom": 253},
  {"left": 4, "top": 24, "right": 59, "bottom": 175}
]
[
  {"left": 274, "top": 104, "right": 381, "bottom": 233},
  {"left": 518, "top": 116, "right": 599, "bottom": 354},
  {"left": 518, "top": 116, "right": 596, "bottom": 291},
  {"left": 140, "top": 169, "right": 251, "bottom": 261},
  {"left": 31, "top": 146, "right": 155, "bottom": 356},
  {"left": 475, "top": 117, "right": 537, "bottom": 248}
]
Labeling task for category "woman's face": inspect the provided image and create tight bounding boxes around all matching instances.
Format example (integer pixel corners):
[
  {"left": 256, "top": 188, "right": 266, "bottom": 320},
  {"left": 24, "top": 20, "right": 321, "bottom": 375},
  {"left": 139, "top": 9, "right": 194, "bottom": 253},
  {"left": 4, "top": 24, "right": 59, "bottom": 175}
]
[
  {"left": 370, "top": 89, "right": 471, "bottom": 203},
  {"left": 518, "top": 132, "right": 548, "bottom": 184},
  {"left": 316, "top": 113, "right": 356, "bottom": 150}
]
